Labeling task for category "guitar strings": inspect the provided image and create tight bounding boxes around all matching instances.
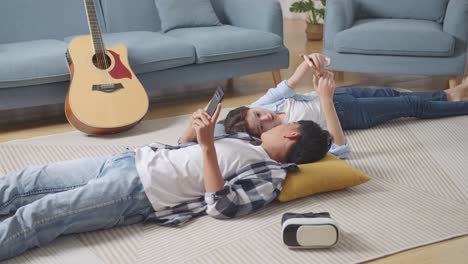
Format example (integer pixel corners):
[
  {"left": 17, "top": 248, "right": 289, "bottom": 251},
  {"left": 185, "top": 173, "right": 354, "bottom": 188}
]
[
  {"left": 86, "top": 1, "right": 102, "bottom": 72},
  {"left": 94, "top": 10, "right": 112, "bottom": 86},
  {"left": 87, "top": 0, "right": 112, "bottom": 86},
  {"left": 86, "top": 1, "right": 100, "bottom": 70}
]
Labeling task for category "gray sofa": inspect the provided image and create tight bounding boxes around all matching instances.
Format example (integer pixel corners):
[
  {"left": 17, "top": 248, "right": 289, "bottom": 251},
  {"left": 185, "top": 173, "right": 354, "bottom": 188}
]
[
  {"left": 323, "top": 0, "right": 468, "bottom": 83},
  {"left": 0, "top": 0, "right": 288, "bottom": 125}
]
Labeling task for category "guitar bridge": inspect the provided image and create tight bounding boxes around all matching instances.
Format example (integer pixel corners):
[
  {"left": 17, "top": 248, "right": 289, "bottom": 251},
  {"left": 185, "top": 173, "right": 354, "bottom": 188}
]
[{"left": 92, "top": 83, "right": 124, "bottom": 93}]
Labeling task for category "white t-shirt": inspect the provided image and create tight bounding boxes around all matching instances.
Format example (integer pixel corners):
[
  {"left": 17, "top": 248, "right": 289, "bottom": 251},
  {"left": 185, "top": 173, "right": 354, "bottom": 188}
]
[
  {"left": 135, "top": 138, "right": 272, "bottom": 210},
  {"left": 279, "top": 94, "right": 327, "bottom": 129}
]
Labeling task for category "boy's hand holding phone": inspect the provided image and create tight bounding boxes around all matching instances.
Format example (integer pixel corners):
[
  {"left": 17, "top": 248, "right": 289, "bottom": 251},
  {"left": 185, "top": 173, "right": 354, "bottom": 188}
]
[
  {"left": 192, "top": 104, "right": 222, "bottom": 149},
  {"left": 192, "top": 85, "right": 224, "bottom": 148},
  {"left": 180, "top": 86, "right": 225, "bottom": 145}
]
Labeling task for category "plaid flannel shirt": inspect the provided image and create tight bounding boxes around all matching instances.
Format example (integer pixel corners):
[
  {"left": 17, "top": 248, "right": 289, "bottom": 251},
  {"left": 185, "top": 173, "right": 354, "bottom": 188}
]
[{"left": 144, "top": 133, "right": 298, "bottom": 226}]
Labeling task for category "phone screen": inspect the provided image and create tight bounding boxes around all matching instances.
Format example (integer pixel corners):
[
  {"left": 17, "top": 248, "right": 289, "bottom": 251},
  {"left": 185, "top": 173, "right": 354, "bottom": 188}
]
[{"left": 206, "top": 86, "right": 224, "bottom": 116}]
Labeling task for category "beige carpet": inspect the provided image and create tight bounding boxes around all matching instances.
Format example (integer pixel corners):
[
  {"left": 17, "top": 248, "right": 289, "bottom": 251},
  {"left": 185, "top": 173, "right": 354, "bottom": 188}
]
[{"left": 1, "top": 109, "right": 467, "bottom": 264}]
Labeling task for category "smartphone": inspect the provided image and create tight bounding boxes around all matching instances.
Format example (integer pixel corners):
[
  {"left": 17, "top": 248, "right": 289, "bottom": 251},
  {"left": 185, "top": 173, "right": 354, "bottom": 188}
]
[{"left": 206, "top": 85, "right": 224, "bottom": 117}]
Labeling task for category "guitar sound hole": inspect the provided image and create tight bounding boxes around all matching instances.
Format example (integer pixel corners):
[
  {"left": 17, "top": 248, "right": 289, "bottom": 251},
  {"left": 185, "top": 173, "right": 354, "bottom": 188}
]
[{"left": 92, "top": 53, "right": 112, "bottom": 70}]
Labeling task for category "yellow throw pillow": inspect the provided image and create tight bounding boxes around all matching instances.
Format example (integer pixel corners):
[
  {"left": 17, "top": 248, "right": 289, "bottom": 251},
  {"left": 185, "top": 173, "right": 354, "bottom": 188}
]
[{"left": 278, "top": 154, "right": 370, "bottom": 202}]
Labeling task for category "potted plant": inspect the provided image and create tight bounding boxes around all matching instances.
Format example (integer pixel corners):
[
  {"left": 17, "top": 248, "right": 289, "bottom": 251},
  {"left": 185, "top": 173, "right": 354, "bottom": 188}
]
[{"left": 289, "top": 0, "right": 326, "bottom": 41}]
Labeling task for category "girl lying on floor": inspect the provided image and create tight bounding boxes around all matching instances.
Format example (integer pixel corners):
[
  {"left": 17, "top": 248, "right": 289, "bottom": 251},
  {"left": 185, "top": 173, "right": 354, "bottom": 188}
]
[{"left": 180, "top": 53, "right": 468, "bottom": 159}]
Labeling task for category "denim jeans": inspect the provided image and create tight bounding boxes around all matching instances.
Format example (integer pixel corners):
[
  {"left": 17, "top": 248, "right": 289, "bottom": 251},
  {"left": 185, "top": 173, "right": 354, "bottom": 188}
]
[
  {"left": 0, "top": 151, "right": 154, "bottom": 260},
  {"left": 333, "top": 88, "right": 468, "bottom": 129}
]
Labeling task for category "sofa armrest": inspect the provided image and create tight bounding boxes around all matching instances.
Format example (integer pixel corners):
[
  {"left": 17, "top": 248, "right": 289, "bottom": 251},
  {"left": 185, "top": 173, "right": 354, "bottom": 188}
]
[
  {"left": 324, "top": 0, "right": 358, "bottom": 51},
  {"left": 443, "top": 0, "right": 468, "bottom": 43},
  {"left": 212, "top": 0, "right": 284, "bottom": 38}
]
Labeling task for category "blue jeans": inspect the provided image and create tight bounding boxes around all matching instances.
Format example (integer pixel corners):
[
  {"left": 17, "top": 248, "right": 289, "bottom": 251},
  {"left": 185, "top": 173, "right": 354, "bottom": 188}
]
[
  {"left": 333, "top": 87, "right": 468, "bottom": 129},
  {"left": 0, "top": 151, "right": 154, "bottom": 260}
]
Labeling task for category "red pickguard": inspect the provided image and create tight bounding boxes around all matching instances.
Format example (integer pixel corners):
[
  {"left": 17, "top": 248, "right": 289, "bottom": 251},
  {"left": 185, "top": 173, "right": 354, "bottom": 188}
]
[{"left": 108, "top": 50, "right": 132, "bottom": 79}]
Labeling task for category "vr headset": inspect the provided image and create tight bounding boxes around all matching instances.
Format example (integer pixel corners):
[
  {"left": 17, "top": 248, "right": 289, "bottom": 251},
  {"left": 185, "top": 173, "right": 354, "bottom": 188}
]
[{"left": 281, "top": 212, "right": 339, "bottom": 248}]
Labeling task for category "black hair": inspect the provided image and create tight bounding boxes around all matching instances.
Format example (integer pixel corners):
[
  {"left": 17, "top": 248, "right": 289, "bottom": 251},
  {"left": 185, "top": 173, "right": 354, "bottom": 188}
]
[{"left": 287, "top": 120, "right": 332, "bottom": 164}]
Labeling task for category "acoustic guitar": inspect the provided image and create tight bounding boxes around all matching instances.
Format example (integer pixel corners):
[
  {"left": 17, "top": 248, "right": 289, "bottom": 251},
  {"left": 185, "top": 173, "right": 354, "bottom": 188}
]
[{"left": 65, "top": 0, "right": 149, "bottom": 135}]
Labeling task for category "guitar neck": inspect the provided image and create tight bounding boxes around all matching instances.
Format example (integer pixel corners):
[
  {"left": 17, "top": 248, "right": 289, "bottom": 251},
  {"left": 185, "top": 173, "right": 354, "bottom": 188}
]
[{"left": 84, "top": 0, "right": 105, "bottom": 54}]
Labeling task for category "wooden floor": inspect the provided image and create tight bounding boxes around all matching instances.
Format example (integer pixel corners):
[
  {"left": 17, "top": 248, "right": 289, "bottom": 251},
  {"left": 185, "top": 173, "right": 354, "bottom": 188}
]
[{"left": 1, "top": 19, "right": 467, "bottom": 263}]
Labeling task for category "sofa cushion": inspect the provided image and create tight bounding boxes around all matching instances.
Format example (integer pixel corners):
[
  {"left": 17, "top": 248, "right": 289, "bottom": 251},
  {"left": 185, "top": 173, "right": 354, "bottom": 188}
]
[
  {"left": 166, "top": 25, "right": 284, "bottom": 64},
  {"left": 155, "top": 0, "right": 222, "bottom": 33},
  {"left": 100, "top": 0, "right": 162, "bottom": 33},
  {"left": 0, "top": 0, "right": 105, "bottom": 44},
  {"left": 355, "top": 0, "right": 449, "bottom": 23},
  {"left": 334, "top": 19, "right": 455, "bottom": 57},
  {"left": 65, "top": 31, "right": 196, "bottom": 74},
  {"left": 0, "top": 40, "right": 69, "bottom": 89}
]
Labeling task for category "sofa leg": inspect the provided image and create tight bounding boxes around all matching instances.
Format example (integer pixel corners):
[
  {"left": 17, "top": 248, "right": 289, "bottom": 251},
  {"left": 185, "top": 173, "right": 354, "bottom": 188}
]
[
  {"left": 448, "top": 76, "right": 462, "bottom": 89},
  {"left": 226, "top": 78, "right": 234, "bottom": 90},
  {"left": 272, "top": 70, "right": 281, "bottom": 86},
  {"left": 333, "top": 71, "right": 344, "bottom": 82}
]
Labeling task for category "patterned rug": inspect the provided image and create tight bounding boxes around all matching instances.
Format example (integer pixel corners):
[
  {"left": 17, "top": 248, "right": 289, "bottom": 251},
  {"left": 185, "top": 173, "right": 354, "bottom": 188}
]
[{"left": 1, "top": 109, "right": 467, "bottom": 264}]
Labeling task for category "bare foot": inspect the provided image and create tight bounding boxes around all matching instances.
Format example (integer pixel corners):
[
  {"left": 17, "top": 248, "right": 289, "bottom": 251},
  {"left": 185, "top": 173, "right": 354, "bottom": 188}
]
[{"left": 446, "top": 76, "right": 468, "bottom": 101}]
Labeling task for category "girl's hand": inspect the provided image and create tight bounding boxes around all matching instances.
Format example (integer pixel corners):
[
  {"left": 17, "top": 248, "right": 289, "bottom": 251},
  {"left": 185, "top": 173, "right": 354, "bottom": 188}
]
[
  {"left": 299, "top": 53, "right": 331, "bottom": 76},
  {"left": 316, "top": 71, "right": 336, "bottom": 100}
]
